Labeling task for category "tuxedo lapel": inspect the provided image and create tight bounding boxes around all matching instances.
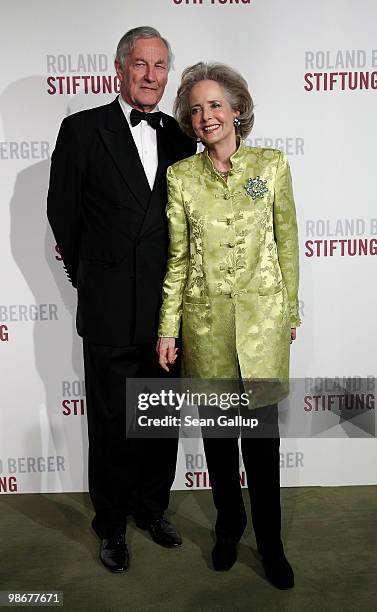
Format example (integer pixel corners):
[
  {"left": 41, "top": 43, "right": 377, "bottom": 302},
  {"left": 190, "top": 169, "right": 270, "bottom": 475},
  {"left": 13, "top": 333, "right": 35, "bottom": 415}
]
[
  {"left": 153, "top": 122, "right": 171, "bottom": 191},
  {"left": 99, "top": 100, "right": 151, "bottom": 210},
  {"left": 138, "top": 120, "right": 174, "bottom": 238}
]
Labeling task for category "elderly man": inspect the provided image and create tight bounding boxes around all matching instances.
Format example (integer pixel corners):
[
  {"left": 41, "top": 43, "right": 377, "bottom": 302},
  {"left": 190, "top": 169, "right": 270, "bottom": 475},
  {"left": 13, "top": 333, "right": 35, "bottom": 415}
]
[{"left": 47, "top": 26, "right": 196, "bottom": 572}]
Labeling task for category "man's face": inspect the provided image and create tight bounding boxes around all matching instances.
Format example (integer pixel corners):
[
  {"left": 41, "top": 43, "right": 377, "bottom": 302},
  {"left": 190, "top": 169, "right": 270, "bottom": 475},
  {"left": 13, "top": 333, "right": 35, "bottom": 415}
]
[{"left": 115, "top": 37, "right": 169, "bottom": 112}]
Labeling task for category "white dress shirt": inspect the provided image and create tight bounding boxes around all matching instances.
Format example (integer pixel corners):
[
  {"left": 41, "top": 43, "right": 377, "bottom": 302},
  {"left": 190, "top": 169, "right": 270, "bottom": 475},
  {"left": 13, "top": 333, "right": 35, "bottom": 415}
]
[{"left": 118, "top": 96, "right": 160, "bottom": 189}]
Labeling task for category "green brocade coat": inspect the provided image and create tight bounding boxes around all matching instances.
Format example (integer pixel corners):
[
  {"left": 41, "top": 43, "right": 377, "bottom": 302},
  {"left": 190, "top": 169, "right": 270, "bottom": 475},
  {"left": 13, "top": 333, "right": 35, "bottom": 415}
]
[{"left": 158, "top": 141, "right": 300, "bottom": 381}]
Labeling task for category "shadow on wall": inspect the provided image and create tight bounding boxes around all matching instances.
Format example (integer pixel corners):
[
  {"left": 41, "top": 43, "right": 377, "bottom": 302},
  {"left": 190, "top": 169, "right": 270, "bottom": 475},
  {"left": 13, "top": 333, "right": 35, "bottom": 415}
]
[{"left": 0, "top": 77, "right": 112, "bottom": 492}]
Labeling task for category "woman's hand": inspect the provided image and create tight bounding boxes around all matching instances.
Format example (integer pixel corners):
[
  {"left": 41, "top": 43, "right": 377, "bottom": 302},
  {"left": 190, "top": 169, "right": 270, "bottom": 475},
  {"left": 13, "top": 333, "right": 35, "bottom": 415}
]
[
  {"left": 156, "top": 337, "right": 178, "bottom": 372},
  {"left": 290, "top": 328, "right": 297, "bottom": 343}
]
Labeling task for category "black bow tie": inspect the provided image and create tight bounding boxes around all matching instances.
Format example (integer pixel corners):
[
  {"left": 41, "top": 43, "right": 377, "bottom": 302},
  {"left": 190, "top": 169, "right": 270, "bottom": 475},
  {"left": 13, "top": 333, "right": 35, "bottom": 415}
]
[{"left": 130, "top": 109, "right": 162, "bottom": 129}]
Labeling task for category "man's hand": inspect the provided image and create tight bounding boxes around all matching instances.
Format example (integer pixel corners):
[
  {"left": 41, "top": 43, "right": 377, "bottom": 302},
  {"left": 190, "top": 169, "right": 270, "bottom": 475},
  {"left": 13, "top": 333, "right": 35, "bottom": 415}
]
[{"left": 156, "top": 337, "right": 178, "bottom": 372}]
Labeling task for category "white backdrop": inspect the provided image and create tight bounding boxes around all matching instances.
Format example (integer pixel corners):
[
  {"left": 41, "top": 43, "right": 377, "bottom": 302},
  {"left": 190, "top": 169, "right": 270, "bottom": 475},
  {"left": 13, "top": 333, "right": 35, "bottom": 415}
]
[{"left": 1, "top": 0, "right": 376, "bottom": 495}]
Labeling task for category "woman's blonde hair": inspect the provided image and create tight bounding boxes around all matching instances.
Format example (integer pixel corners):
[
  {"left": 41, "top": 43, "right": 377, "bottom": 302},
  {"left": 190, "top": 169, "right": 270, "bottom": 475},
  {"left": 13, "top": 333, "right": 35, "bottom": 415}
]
[{"left": 174, "top": 62, "right": 254, "bottom": 140}]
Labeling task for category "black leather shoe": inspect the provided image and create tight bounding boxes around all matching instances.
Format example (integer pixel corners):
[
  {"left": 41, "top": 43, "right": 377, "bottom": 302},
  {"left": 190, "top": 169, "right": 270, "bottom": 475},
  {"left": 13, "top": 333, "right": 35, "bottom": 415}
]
[
  {"left": 136, "top": 517, "right": 182, "bottom": 547},
  {"left": 262, "top": 552, "right": 294, "bottom": 589},
  {"left": 212, "top": 539, "right": 238, "bottom": 571},
  {"left": 100, "top": 534, "right": 129, "bottom": 572}
]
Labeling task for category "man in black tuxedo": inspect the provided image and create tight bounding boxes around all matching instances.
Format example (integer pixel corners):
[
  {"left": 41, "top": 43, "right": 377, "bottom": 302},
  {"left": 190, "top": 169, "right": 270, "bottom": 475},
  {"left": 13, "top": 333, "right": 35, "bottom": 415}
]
[{"left": 47, "top": 26, "right": 196, "bottom": 572}]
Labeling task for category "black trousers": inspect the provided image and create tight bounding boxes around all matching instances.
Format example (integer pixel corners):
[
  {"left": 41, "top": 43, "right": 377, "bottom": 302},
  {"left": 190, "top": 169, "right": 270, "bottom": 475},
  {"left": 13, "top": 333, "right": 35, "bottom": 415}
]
[
  {"left": 83, "top": 340, "right": 179, "bottom": 539},
  {"left": 202, "top": 404, "right": 283, "bottom": 556}
]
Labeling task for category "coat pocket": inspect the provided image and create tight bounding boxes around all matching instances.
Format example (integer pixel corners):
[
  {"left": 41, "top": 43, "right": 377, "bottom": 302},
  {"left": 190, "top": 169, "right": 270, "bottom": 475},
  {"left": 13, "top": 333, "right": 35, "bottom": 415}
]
[
  {"left": 182, "top": 299, "right": 211, "bottom": 339},
  {"left": 183, "top": 295, "right": 209, "bottom": 305},
  {"left": 258, "top": 282, "right": 283, "bottom": 296}
]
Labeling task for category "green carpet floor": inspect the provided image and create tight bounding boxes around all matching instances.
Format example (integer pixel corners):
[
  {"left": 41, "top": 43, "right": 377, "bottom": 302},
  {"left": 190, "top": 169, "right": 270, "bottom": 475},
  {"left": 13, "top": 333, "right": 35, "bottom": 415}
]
[{"left": 1, "top": 487, "right": 376, "bottom": 612}]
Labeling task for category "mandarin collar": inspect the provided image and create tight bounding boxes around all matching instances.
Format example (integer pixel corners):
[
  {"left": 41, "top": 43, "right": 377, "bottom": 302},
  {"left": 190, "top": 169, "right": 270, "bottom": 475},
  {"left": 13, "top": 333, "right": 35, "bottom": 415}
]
[{"left": 203, "top": 138, "right": 246, "bottom": 176}]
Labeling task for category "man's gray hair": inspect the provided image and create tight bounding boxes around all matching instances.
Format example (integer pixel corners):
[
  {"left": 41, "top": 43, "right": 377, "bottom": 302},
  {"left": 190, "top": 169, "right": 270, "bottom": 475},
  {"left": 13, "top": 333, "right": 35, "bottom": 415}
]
[{"left": 115, "top": 26, "right": 174, "bottom": 70}]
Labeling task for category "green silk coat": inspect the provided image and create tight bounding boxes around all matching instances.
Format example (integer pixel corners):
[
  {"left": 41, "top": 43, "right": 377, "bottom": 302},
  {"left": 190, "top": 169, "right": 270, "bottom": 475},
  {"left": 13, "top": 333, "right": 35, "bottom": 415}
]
[{"left": 158, "top": 140, "right": 300, "bottom": 381}]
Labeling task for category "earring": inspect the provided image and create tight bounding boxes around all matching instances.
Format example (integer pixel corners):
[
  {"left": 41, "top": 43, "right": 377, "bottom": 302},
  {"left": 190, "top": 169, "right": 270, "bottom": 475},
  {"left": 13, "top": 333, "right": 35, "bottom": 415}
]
[{"left": 233, "top": 116, "right": 241, "bottom": 128}]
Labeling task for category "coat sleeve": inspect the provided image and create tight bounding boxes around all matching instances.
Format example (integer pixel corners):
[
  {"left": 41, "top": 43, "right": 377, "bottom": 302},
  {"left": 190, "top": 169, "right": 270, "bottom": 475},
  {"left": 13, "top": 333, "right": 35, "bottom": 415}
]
[
  {"left": 158, "top": 166, "right": 189, "bottom": 337},
  {"left": 47, "top": 117, "right": 84, "bottom": 288},
  {"left": 273, "top": 151, "right": 301, "bottom": 327}
]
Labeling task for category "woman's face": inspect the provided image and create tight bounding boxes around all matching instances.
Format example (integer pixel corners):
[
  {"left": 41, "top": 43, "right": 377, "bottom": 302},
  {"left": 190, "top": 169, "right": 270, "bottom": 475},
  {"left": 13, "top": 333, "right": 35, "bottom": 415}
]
[{"left": 189, "top": 79, "right": 239, "bottom": 148}]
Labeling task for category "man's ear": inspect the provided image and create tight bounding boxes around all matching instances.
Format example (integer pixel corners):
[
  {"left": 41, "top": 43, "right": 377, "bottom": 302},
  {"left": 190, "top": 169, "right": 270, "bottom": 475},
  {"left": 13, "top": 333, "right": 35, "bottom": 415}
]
[{"left": 115, "top": 61, "right": 124, "bottom": 82}]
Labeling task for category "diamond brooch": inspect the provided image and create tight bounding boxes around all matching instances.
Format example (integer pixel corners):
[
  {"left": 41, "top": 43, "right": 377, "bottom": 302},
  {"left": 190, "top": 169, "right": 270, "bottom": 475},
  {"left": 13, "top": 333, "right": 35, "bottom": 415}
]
[{"left": 244, "top": 176, "right": 268, "bottom": 200}]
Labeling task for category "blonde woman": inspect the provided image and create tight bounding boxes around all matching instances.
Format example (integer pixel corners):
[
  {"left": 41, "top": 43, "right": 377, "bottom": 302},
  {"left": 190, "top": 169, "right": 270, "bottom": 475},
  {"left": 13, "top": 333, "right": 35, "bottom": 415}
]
[{"left": 157, "top": 63, "right": 300, "bottom": 589}]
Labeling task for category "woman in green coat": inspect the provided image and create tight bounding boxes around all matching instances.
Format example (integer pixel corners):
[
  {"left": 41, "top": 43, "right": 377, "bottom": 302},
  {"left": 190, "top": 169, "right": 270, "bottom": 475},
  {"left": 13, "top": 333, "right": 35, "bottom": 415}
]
[{"left": 158, "top": 62, "right": 300, "bottom": 590}]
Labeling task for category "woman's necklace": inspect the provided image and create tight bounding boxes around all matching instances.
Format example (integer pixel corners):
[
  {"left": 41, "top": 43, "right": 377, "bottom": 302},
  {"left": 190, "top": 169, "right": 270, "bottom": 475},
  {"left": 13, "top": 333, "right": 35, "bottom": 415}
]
[
  {"left": 217, "top": 169, "right": 229, "bottom": 180},
  {"left": 210, "top": 158, "right": 230, "bottom": 179},
  {"left": 208, "top": 151, "right": 231, "bottom": 180}
]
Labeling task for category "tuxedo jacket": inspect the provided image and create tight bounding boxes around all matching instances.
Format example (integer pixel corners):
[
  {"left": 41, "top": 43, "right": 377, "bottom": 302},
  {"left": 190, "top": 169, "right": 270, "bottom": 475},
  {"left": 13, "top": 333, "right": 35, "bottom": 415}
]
[{"left": 47, "top": 98, "right": 196, "bottom": 346}]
